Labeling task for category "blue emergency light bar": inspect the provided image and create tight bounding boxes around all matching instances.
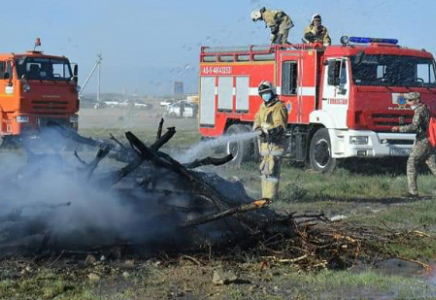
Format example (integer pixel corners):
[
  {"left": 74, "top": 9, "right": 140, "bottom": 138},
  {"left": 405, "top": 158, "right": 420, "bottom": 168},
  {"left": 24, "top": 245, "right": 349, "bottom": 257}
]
[{"left": 341, "top": 36, "right": 399, "bottom": 45}]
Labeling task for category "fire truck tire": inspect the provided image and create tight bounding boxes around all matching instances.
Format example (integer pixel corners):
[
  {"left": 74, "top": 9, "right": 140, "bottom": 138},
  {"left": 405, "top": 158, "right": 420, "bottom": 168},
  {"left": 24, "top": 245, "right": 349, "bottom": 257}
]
[
  {"left": 225, "top": 124, "right": 253, "bottom": 165},
  {"left": 244, "top": 124, "right": 260, "bottom": 161},
  {"left": 309, "top": 129, "right": 337, "bottom": 173}
]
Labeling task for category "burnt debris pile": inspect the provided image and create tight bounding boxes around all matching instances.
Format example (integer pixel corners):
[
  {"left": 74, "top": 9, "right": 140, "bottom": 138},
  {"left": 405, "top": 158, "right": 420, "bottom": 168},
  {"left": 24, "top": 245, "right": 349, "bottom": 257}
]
[{"left": 0, "top": 119, "right": 294, "bottom": 257}]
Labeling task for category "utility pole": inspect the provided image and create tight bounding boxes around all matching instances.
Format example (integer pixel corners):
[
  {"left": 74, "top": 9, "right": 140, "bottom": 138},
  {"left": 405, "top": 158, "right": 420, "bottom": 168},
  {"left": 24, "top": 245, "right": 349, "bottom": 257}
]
[{"left": 79, "top": 54, "right": 103, "bottom": 102}]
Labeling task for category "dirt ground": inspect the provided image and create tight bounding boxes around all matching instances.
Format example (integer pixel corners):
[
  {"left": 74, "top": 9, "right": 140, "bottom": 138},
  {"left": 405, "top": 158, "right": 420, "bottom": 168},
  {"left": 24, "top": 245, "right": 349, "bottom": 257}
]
[{"left": 1, "top": 108, "right": 436, "bottom": 300}]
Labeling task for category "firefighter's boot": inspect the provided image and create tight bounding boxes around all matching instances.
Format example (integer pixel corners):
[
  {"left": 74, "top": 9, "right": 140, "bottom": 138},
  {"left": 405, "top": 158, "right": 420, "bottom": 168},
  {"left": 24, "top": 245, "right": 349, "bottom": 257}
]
[{"left": 261, "top": 176, "right": 280, "bottom": 199}]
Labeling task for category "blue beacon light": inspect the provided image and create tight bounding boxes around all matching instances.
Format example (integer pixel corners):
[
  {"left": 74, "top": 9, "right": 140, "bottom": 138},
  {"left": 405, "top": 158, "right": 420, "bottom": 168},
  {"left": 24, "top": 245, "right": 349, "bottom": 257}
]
[{"left": 341, "top": 36, "right": 399, "bottom": 45}]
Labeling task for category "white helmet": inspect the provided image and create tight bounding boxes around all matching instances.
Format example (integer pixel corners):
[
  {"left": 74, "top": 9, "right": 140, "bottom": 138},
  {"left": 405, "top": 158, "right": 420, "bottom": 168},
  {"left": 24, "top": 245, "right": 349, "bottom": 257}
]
[
  {"left": 311, "top": 13, "right": 322, "bottom": 22},
  {"left": 251, "top": 9, "right": 262, "bottom": 21},
  {"left": 258, "top": 80, "right": 275, "bottom": 95}
]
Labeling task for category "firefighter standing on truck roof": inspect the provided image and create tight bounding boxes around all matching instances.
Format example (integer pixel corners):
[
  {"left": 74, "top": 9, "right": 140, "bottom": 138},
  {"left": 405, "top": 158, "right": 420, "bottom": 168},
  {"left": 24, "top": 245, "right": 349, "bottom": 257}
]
[
  {"left": 251, "top": 7, "right": 294, "bottom": 45},
  {"left": 391, "top": 92, "right": 436, "bottom": 197},
  {"left": 253, "top": 81, "right": 288, "bottom": 200},
  {"left": 304, "top": 14, "right": 331, "bottom": 46}
]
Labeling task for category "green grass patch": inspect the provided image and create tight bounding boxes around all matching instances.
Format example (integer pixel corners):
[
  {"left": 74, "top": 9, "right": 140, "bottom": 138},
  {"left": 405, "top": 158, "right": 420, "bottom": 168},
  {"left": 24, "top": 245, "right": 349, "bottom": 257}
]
[
  {"left": 227, "top": 163, "right": 436, "bottom": 202},
  {"left": 276, "top": 269, "right": 436, "bottom": 299}
]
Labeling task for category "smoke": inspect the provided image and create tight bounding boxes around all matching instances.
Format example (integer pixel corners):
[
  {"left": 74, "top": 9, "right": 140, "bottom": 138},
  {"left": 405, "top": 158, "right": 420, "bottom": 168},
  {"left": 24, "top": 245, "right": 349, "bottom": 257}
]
[
  {"left": 0, "top": 130, "right": 182, "bottom": 253},
  {"left": 176, "top": 131, "right": 260, "bottom": 163}
]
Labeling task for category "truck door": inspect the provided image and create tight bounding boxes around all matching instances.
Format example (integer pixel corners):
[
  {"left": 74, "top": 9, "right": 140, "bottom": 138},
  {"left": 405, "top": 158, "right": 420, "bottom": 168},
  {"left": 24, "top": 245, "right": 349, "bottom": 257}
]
[
  {"left": 279, "top": 54, "right": 298, "bottom": 123},
  {"left": 0, "top": 60, "right": 10, "bottom": 134},
  {"left": 279, "top": 50, "right": 318, "bottom": 124},
  {"left": 321, "top": 58, "right": 350, "bottom": 129},
  {"left": 0, "top": 61, "right": 11, "bottom": 98}
]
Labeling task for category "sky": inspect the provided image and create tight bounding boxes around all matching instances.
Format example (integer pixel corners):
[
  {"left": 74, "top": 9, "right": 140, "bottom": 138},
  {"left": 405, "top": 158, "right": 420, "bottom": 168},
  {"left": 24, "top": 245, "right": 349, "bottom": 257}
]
[{"left": 3, "top": 0, "right": 435, "bottom": 96}]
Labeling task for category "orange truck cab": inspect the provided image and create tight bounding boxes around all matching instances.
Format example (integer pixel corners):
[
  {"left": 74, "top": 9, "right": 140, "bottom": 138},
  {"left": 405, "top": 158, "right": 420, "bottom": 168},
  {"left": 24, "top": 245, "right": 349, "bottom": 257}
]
[{"left": 0, "top": 42, "right": 79, "bottom": 141}]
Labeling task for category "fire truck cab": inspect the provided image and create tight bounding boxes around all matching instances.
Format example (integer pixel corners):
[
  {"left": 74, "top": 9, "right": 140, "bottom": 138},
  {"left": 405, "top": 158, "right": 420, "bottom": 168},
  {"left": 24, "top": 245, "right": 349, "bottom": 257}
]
[
  {"left": 0, "top": 40, "right": 79, "bottom": 142},
  {"left": 198, "top": 37, "right": 436, "bottom": 172}
]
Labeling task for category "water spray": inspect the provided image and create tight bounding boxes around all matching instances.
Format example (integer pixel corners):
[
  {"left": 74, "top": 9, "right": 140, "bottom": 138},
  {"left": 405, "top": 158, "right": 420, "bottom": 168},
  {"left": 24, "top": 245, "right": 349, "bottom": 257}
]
[{"left": 177, "top": 130, "right": 261, "bottom": 163}]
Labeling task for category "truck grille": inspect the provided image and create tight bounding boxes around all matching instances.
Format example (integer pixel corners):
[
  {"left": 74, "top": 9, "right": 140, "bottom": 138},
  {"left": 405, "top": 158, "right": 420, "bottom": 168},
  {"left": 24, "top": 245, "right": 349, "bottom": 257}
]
[
  {"left": 31, "top": 100, "right": 68, "bottom": 115},
  {"left": 37, "top": 117, "right": 69, "bottom": 127},
  {"left": 371, "top": 113, "right": 413, "bottom": 127}
]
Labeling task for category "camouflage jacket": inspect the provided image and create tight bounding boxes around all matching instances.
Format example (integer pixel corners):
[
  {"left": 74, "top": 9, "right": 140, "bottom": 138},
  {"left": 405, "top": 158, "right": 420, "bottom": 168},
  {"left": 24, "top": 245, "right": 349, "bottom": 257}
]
[
  {"left": 304, "top": 25, "right": 331, "bottom": 46},
  {"left": 261, "top": 10, "right": 293, "bottom": 31},
  {"left": 399, "top": 103, "right": 431, "bottom": 140}
]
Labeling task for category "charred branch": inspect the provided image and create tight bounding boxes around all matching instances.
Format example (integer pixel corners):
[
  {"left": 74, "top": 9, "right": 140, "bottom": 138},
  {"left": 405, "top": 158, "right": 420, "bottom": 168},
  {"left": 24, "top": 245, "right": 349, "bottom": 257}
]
[
  {"left": 180, "top": 199, "right": 271, "bottom": 228},
  {"left": 109, "top": 133, "right": 127, "bottom": 150},
  {"left": 184, "top": 154, "right": 234, "bottom": 169},
  {"left": 87, "top": 147, "right": 110, "bottom": 178},
  {"left": 74, "top": 151, "right": 88, "bottom": 165},
  {"left": 156, "top": 118, "right": 164, "bottom": 140},
  {"left": 124, "top": 132, "right": 231, "bottom": 211},
  {"left": 98, "top": 128, "right": 176, "bottom": 187}
]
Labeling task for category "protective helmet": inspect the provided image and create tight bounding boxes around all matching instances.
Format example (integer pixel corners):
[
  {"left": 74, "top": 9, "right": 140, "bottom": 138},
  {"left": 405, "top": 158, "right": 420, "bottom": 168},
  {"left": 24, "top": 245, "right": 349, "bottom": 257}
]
[
  {"left": 258, "top": 80, "right": 275, "bottom": 95},
  {"left": 251, "top": 9, "right": 262, "bottom": 21},
  {"left": 311, "top": 13, "right": 322, "bottom": 22}
]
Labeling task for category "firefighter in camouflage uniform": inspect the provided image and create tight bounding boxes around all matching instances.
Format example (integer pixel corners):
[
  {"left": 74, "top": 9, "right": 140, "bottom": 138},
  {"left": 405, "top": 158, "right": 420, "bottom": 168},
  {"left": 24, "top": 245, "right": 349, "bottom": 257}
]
[
  {"left": 251, "top": 7, "right": 294, "bottom": 45},
  {"left": 253, "top": 81, "right": 288, "bottom": 200},
  {"left": 392, "top": 92, "right": 436, "bottom": 197}
]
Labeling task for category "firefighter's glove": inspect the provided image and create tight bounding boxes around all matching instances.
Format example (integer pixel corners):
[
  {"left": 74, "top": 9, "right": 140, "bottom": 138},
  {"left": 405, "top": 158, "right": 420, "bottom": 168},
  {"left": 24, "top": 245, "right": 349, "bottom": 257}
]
[
  {"left": 267, "top": 127, "right": 284, "bottom": 143},
  {"left": 256, "top": 128, "right": 267, "bottom": 141},
  {"left": 304, "top": 32, "right": 315, "bottom": 42},
  {"left": 270, "top": 25, "right": 279, "bottom": 34}
]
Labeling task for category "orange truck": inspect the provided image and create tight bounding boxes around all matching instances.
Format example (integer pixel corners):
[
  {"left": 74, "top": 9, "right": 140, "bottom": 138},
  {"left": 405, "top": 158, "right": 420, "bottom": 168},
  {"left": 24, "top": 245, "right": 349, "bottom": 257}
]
[{"left": 0, "top": 39, "right": 79, "bottom": 143}]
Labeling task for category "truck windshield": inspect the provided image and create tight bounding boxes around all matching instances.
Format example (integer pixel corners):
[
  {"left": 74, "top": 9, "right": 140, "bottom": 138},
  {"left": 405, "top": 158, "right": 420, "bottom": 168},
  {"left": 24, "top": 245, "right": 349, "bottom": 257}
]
[
  {"left": 351, "top": 55, "right": 436, "bottom": 88},
  {"left": 15, "top": 57, "right": 72, "bottom": 81}
]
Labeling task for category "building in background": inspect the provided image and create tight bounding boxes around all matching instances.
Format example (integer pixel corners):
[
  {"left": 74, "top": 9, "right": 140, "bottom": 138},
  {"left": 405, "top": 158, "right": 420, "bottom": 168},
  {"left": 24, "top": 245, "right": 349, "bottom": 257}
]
[{"left": 174, "top": 81, "right": 184, "bottom": 95}]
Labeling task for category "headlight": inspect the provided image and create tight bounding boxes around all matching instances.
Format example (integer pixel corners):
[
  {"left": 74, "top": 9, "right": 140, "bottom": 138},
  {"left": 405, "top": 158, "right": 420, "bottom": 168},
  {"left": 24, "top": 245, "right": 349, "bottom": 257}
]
[
  {"left": 75, "top": 85, "right": 81, "bottom": 93},
  {"left": 23, "top": 83, "right": 30, "bottom": 92},
  {"left": 350, "top": 136, "right": 368, "bottom": 145},
  {"left": 70, "top": 115, "right": 79, "bottom": 123},
  {"left": 16, "top": 115, "right": 29, "bottom": 123}
]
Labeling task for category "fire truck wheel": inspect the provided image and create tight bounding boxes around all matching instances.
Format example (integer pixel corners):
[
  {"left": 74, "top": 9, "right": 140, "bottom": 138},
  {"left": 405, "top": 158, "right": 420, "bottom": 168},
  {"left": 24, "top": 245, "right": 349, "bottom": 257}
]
[
  {"left": 245, "top": 124, "right": 260, "bottom": 161},
  {"left": 225, "top": 124, "right": 253, "bottom": 165},
  {"left": 309, "top": 129, "right": 337, "bottom": 173}
]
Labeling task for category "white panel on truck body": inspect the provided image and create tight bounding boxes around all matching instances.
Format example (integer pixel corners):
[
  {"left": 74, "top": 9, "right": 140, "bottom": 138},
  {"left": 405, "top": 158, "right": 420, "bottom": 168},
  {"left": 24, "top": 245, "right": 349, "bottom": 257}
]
[
  {"left": 218, "top": 77, "right": 233, "bottom": 111},
  {"left": 236, "top": 77, "right": 249, "bottom": 112},
  {"left": 200, "top": 77, "right": 216, "bottom": 126}
]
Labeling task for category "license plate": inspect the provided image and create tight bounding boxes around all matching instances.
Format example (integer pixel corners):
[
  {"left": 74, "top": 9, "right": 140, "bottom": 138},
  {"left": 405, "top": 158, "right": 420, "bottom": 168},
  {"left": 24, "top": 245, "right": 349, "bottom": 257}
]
[{"left": 389, "top": 148, "right": 412, "bottom": 156}]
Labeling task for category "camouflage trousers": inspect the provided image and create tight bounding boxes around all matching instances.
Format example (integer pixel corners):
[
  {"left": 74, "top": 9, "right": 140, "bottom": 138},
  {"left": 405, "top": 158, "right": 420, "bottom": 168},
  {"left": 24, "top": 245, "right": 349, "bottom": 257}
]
[
  {"left": 260, "top": 143, "right": 284, "bottom": 200},
  {"left": 407, "top": 139, "right": 436, "bottom": 195}
]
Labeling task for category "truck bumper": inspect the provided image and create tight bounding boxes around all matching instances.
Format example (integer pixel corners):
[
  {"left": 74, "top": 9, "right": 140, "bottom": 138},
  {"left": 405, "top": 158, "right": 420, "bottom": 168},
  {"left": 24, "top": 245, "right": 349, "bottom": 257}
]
[{"left": 329, "top": 129, "right": 415, "bottom": 158}]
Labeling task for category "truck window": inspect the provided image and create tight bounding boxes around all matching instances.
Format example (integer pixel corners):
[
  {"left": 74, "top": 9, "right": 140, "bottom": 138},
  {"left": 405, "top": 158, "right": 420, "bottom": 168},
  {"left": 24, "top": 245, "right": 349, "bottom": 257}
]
[
  {"left": 417, "top": 63, "right": 436, "bottom": 84},
  {"left": 328, "top": 60, "right": 346, "bottom": 86},
  {"left": 6, "top": 61, "right": 12, "bottom": 80},
  {"left": 282, "top": 61, "right": 297, "bottom": 95},
  {"left": 351, "top": 55, "right": 436, "bottom": 87},
  {"left": 15, "top": 57, "right": 72, "bottom": 81},
  {"left": 0, "top": 62, "right": 5, "bottom": 79}
]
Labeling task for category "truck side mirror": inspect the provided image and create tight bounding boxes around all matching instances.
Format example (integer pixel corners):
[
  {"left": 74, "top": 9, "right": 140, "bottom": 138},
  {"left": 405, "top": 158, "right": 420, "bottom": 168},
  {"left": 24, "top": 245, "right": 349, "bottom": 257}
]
[
  {"left": 73, "top": 65, "right": 78, "bottom": 83},
  {"left": 327, "top": 60, "right": 340, "bottom": 86},
  {"left": 338, "top": 87, "right": 347, "bottom": 95}
]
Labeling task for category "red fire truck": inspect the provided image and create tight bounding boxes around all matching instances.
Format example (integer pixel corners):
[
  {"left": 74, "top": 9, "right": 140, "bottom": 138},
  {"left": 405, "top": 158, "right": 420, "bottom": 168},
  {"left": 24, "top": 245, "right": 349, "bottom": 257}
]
[
  {"left": 0, "top": 39, "right": 80, "bottom": 144},
  {"left": 198, "top": 37, "right": 436, "bottom": 172}
]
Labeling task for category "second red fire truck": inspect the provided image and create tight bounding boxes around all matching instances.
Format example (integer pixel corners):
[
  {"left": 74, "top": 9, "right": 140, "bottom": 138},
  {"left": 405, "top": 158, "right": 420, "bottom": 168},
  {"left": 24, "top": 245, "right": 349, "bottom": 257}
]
[{"left": 198, "top": 37, "right": 436, "bottom": 172}]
